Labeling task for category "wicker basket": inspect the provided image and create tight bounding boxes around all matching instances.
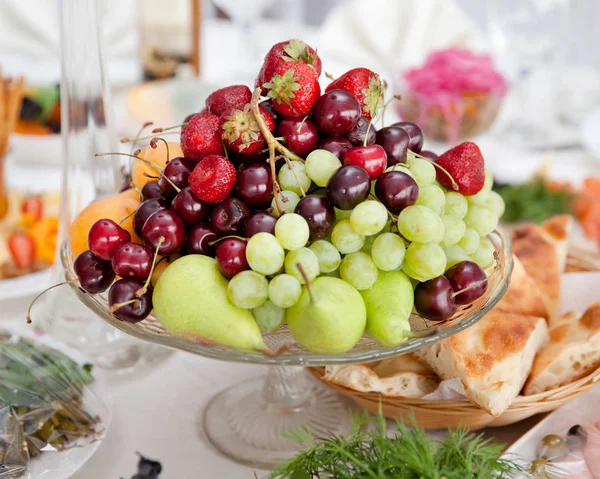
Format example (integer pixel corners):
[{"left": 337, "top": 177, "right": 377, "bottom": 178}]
[{"left": 308, "top": 367, "right": 600, "bottom": 430}]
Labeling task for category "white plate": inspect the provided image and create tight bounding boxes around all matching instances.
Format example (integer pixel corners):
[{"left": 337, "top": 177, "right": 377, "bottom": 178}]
[
  {"left": 1, "top": 324, "right": 112, "bottom": 479},
  {"left": 0, "top": 268, "right": 54, "bottom": 302},
  {"left": 581, "top": 108, "right": 600, "bottom": 161}
]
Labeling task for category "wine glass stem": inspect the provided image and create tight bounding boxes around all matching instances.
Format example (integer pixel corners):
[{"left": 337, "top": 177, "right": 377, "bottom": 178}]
[{"left": 261, "top": 366, "right": 311, "bottom": 409}]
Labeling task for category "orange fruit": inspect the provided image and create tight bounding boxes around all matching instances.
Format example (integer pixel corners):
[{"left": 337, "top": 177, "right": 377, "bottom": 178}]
[
  {"left": 131, "top": 141, "right": 184, "bottom": 190},
  {"left": 68, "top": 192, "right": 142, "bottom": 257}
]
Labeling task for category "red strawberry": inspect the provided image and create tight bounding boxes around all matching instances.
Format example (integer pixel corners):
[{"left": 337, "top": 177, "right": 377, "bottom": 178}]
[
  {"left": 435, "top": 141, "right": 485, "bottom": 196},
  {"left": 205, "top": 85, "right": 252, "bottom": 117},
  {"left": 8, "top": 232, "right": 35, "bottom": 269},
  {"left": 180, "top": 113, "right": 224, "bottom": 161},
  {"left": 256, "top": 39, "right": 322, "bottom": 94},
  {"left": 221, "top": 105, "right": 275, "bottom": 155},
  {"left": 189, "top": 155, "right": 236, "bottom": 203},
  {"left": 21, "top": 195, "right": 43, "bottom": 220},
  {"left": 264, "top": 62, "right": 320, "bottom": 118},
  {"left": 325, "top": 68, "right": 384, "bottom": 120}
]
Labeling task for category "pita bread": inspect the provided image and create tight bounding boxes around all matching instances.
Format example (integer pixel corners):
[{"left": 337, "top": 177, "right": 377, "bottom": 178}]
[
  {"left": 524, "top": 303, "right": 600, "bottom": 395},
  {"left": 511, "top": 215, "right": 572, "bottom": 324},
  {"left": 495, "top": 255, "right": 549, "bottom": 319},
  {"left": 323, "top": 354, "right": 439, "bottom": 398},
  {"left": 414, "top": 310, "right": 549, "bottom": 416}
]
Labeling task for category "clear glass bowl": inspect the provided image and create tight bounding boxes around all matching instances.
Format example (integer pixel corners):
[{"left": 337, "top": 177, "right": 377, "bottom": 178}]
[{"left": 61, "top": 230, "right": 513, "bottom": 469}]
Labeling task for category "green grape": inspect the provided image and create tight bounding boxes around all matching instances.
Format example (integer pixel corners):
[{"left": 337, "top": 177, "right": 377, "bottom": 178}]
[
  {"left": 309, "top": 240, "right": 341, "bottom": 273},
  {"left": 485, "top": 190, "right": 506, "bottom": 218},
  {"left": 470, "top": 236, "right": 496, "bottom": 269},
  {"left": 350, "top": 200, "right": 388, "bottom": 236},
  {"left": 322, "top": 269, "right": 341, "bottom": 278},
  {"left": 284, "top": 247, "right": 320, "bottom": 284},
  {"left": 361, "top": 233, "right": 378, "bottom": 254},
  {"left": 397, "top": 205, "right": 445, "bottom": 243},
  {"left": 335, "top": 207, "right": 352, "bottom": 221},
  {"left": 305, "top": 149, "right": 342, "bottom": 187},
  {"left": 246, "top": 232, "right": 284, "bottom": 275},
  {"left": 268, "top": 274, "right": 302, "bottom": 308},
  {"left": 483, "top": 169, "right": 494, "bottom": 191},
  {"left": 457, "top": 228, "right": 480, "bottom": 254},
  {"left": 371, "top": 232, "right": 405, "bottom": 271},
  {"left": 407, "top": 156, "right": 436, "bottom": 186},
  {"left": 385, "top": 164, "right": 414, "bottom": 178},
  {"left": 331, "top": 219, "right": 365, "bottom": 254},
  {"left": 467, "top": 188, "right": 491, "bottom": 207},
  {"left": 277, "top": 160, "right": 311, "bottom": 195},
  {"left": 443, "top": 245, "right": 470, "bottom": 270},
  {"left": 274, "top": 213, "right": 309, "bottom": 251},
  {"left": 271, "top": 190, "right": 301, "bottom": 216},
  {"left": 340, "top": 252, "right": 378, "bottom": 290},
  {"left": 440, "top": 215, "right": 466, "bottom": 247},
  {"left": 227, "top": 270, "right": 268, "bottom": 309},
  {"left": 444, "top": 191, "right": 468, "bottom": 218},
  {"left": 464, "top": 205, "right": 498, "bottom": 236},
  {"left": 252, "top": 300, "right": 286, "bottom": 333},
  {"left": 403, "top": 242, "right": 446, "bottom": 281},
  {"left": 415, "top": 184, "right": 446, "bottom": 215}
]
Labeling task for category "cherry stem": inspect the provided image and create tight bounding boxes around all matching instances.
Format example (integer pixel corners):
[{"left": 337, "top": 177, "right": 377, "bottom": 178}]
[
  {"left": 26, "top": 281, "right": 76, "bottom": 324},
  {"left": 158, "top": 171, "right": 181, "bottom": 194},
  {"left": 152, "top": 122, "right": 186, "bottom": 134},
  {"left": 295, "top": 116, "right": 309, "bottom": 134},
  {"left": 150, "top": 137, "right": 170, "bottom": 163},
  {"left": 121, "top": 131, "right": 180, "bottom": 143},
  {"left": 118, "top": 206, "right": 138, "bottom": 226},
  {"left": 95, "top": 152, "right": 165, "bottom": 173},
  {"left": 143, "top": 173, "right": 160, "bottom": 179},
  {"left": 450, "top": 256, "right": 501, "bottom": 298},
  {"left": 295, "top": 263, "right": 314, "bottom": 303},
  {"left": 363, "top": 118, "right": 374, "bottom": 147},
  {"left": 251, "top": 88, "right": 284, "bottom": 214},
  {"left": 410, "top": 150, "right": 460, "bottom": 192},
  {"left": 250, "top": 88, "right": 304, "bottom": 163},
  {"left": 380, "top": 94, "right": 402, "bottom": 127},
  {"left": 324, "top": 71, "right": 335, "bottom": 80},
  {"left": 137, "top": 237, "right": 164, "bottom": 297},
  {"left": 208, "top": 235, "right": 247, "bottom": 247},
  {"left": 109, "top": 299, "right": 140, "bottom": 314},
  {"left": 130, "top": 121, "right": 153, "bottom": 154}
]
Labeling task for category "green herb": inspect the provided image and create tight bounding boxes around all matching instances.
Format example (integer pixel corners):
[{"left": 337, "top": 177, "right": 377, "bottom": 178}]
[
  {"left": 494, "top": 179, "right": 573, "bottom": 224},
  {"left": 268, "top": 411, "right": 521, "bottom": 478}
]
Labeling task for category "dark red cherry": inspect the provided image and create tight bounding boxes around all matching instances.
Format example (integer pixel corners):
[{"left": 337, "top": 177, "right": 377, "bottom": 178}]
[
  {"left": 391, "top": 121, "right": 424, "bottom": 153},
  {"left": 142, "top": 209, "right": 186, "bottom": 255},
  {"left": 134, "top": 198, "right": 170, "bottom": 237},
  {"left": 445, "top": 261, "right": 488, "bottom": 304},
  {"left": 244, "top": 211, "right": 277, "bottom": 237},
  {"left": 376, "top": 126, "right": 410, "bottom": 166},
  {"left": 158, "top": 157, "right": 195, "bottom": 196},
  {"left": 108, "top": 278, "right": 152, "bottom": 323},
  {"left": 211, "top": 198, "right": 251, "bottom": 236},
  {"left": 312, "top": 90, "right": 361, "bottom": 135},
  {"left": 216, "top": 238, "right": 249, "bottom": 278},
  {"left": 88, "top": 219, "right": 131, "bottom": 261},
  {"left": 141, "top": 181, "right": 164, "bottom": 200},
  {"left": 234, "top": 163, "right": 273, "bottom": 208},
  {"left": 374, "top": 171, "right": 419, "bottom": 214},
  {"left": 74, "top": 251, "right": 115, "bottom": 294},
  {"left": 276, "top": 118, "right": 319, "bottom": 157},
  {"left": 111, "top": 242, "right": 154, "bottom": 280},
  {"left": 414, "top": 276, "right": 457, "bottom": 321},
  {"left": 171, "top": 187, "right": 210, "bottom": 225},
  {"left": 186, "top": 222, "right": 218, "bottom": 257},
  {"left": 419, "top": 150, "right": 438, "bottom": 162},
  {"left": 294, "top": 195, "right": 335, "bottom": 240},
  {"left": 316, "top": 136, "right": 353, "bottom": 160},
  {"left": 346, "top": 116, "right": 376, "bottom": 146},
  {"left": 326, "top": 165, "right": 370, "bottom": 210}
]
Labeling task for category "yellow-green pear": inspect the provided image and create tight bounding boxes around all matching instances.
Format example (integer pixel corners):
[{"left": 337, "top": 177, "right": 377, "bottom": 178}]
[
  {"left": 153, "top": 255, "right": 266, "bottom": 352},
  {"left": 287, "top": 276, "right": 366, "bottom": 354},
  {"left": 360, "top": 270, "right": 413, "bottom": 346}
]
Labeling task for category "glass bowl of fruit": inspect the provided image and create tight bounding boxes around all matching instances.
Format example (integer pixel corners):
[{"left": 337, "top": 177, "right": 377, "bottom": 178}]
[{"left": 53, "top": 39, "right": 514, "bottom": 470}]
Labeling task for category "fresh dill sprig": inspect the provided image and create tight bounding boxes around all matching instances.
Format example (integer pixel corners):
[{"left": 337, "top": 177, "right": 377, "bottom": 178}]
[{"left": 268, "top": 412, "right": 522, "bottom": 479}]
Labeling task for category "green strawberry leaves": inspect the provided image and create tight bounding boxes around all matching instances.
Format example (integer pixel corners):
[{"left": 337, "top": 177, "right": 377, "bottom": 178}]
[
  {"left": 282, "top": 39, "right": 316, "bottom": 66},
  {"left": 264, "top": 68, "right": 302, "bottom": 108},
  {"left": 221, "top": 104, "right": 262, "bottom": 151},
  {"left": 362, "top": 75, "right": 384, "bottom": 118}
]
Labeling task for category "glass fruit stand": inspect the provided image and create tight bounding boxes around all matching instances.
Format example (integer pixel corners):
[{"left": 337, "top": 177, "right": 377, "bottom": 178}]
[{"left": 61, "top": 232, "right": 512, "bottom": 469}]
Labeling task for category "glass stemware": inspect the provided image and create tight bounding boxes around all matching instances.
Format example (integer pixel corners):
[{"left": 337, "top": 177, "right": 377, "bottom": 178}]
[
  {"left": 62, "top": 230, "right": 512, "bottom": 468},
  {"left": 34, "top": 0, "right": 171, "bottom": 372}
]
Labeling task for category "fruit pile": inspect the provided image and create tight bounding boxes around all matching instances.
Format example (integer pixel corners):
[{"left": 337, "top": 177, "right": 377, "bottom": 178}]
[{"left": 70, "top": 39, "right": 505, "bottom": 355}]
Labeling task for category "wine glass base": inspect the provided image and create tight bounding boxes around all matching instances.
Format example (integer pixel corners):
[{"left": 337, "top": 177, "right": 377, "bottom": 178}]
[{"left": 202, "top": 375, "right": 350, "bottom": 470}]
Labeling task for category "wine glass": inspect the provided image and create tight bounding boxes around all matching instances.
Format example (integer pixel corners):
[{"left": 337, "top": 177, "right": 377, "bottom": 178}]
[
  {"left": 61, "top": 230, "right": 512, "bottom": 469},
  {"left": 34, "top": 0, "right": 172, "bottom": 373},
  {"left": 488, "top": 0, "right": 570, "bottom": 147}
]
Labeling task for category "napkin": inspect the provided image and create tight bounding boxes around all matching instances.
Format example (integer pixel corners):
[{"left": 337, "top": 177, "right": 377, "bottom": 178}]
[
  {"left": 317, "top": 0, "right": 483, "bottom": 82},
  {"left": 0, "top": 0, "right": 141, "bottom": 85}
]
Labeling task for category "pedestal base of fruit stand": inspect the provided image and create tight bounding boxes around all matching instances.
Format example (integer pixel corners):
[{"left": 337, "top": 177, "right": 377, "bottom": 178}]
[{"left": 202, "top": 366, "right": 350, "bottom": 469}]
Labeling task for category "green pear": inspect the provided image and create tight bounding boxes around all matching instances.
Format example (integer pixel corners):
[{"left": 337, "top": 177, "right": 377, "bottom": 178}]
[
  {"left": 287, "top": 276, "right": 366, "bottom": 354},
  {"left": 153, "top": 255, "right": 266, "bottom": 352},
  {"left": 360, "top": 270, "right": 413, "bottom": 346}
]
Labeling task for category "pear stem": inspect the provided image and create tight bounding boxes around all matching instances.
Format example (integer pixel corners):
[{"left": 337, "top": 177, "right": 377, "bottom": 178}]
[
  {"left": 208, "top": 235, "right": 247, "bottom": 247},
  {"left": 295, "top": 263, "right": 315, "bottom": 303},
  {"left": 137, "top": 237, "right": 164, "bottom": 297},
  {"left": 26, "top": 281, "right": 76, "bottom": 324}
]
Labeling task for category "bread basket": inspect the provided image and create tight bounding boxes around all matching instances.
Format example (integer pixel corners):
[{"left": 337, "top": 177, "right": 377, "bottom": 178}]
[{"left": 308, "top": 366, "right": 600, "bottom": 430}]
